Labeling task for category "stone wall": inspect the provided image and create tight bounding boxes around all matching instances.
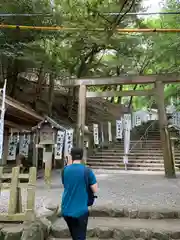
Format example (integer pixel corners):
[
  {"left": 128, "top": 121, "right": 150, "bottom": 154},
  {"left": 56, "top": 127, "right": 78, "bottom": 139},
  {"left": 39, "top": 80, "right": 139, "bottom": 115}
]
[{"left": 0, "top": 217, "right": 51, "bottom": 240}]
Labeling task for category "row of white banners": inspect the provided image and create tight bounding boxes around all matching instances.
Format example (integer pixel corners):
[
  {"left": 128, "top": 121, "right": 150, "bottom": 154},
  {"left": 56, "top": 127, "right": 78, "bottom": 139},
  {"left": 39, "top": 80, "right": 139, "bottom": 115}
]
[
  {"left": 7, "top": 129, "right": 74, "bottom": 161},
  {"left": 54, "top": 128, "right": 74, "bottom": 159},
  {"left": 93, "top": 114, "right": 131, "bottom": 167},
  {"left": 8, "top": 134, "right": 30, "bottom": 160},
  {"left": 93, "top": 114, "right": 131, "bottom": 144}
]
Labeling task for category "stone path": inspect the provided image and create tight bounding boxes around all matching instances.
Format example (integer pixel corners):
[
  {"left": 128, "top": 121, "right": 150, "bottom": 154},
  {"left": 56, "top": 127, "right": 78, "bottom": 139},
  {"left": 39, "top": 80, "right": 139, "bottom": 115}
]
[
  {"left": 35, "top": 170, "right": 180, "bottom": 210},
  {"left": 1, "top": 169, "right": 180, "bottom": 213}
]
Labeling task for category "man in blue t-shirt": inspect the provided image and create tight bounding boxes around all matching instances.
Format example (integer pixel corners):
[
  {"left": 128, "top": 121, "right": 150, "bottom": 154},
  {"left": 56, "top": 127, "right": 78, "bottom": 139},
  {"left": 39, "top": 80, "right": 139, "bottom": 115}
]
[{"left": 61, "top": 147, "right": 98, "bottom": 240}]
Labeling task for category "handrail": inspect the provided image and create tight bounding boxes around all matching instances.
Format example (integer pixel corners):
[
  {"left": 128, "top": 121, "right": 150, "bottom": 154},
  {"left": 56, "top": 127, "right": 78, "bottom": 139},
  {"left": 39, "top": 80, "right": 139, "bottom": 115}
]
[
  {"left": 129, "top": 121, "right": 155, "bottom": 153},
  {"left": 168, "top": 124, "right": 180, "bottom": 131}
]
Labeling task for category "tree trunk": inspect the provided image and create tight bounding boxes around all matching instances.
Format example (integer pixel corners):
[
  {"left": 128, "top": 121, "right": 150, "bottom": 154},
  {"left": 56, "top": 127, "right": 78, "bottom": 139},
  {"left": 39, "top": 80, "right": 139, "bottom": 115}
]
[
  {"left": 0, "top": 55, "right": 5, "bottom": 84},
  {"left": 48, "top": 73, "right": 55, "bottom": 117},
  {"left": 117, "top": 85, "right": 123, "bottom": 104},
  {"left": 33, "top": 63, "right": 45, "bottom": 110},
  {"left": 116, "top": 66, "right": 123, "bottom": 104},
  {"left": 128, "top": 84, "right": 137, "bottom": 108},
  {"left": 8, "top": 59, "right": 19, "bottom": 98},
  {"left": 68, "top": 44, "right": 102, "bottom": 120}
]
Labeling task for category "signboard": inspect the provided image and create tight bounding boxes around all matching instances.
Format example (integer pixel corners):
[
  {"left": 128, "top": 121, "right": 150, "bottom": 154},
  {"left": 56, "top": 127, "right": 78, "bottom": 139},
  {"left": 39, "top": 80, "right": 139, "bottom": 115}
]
[
  {"left": 108, "top": 121, "right": 112, "bottom": 142},
  {"left": 116, "top": 119, "right": 123, "bottom": 139},
  {"left": 19, "top": 133, "right": 31, "bottom": 157},
  {"left": 123, "top": 114, "right": 131, "bottom": 168},
  {"left": 7, "top": 134, "right": 19, "bottom": 160},
  {"left": 64, "top": 129, "right": 74, "bottom": 157},
  {"left": 39, "top": 125, "right": 55, "bottom": 144},
  {"left": 93, "top": 124, "right": 99, "bottom": 145},
  {"left": 55, "top": 130, "right": 65, "bottom": 159}
]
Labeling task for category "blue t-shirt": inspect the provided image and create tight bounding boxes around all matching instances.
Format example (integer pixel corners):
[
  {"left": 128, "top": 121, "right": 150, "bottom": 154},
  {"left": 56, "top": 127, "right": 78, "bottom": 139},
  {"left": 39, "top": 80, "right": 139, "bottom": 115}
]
[{"left": 61, "top": 164, "right": 97, "bottom": 217}]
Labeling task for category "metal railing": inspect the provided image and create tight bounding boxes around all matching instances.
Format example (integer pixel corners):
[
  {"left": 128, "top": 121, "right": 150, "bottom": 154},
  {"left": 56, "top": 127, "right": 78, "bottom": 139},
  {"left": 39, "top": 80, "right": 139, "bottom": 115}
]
[{"left": 129, "top": 121, "right": 156, "bottom": 154}]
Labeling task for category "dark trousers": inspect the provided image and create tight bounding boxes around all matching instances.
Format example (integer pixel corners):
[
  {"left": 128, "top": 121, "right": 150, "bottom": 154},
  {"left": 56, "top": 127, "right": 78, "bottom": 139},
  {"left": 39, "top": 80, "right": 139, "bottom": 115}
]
[{"left": 64, "top": 212, "right": 88, "bottom": 240}]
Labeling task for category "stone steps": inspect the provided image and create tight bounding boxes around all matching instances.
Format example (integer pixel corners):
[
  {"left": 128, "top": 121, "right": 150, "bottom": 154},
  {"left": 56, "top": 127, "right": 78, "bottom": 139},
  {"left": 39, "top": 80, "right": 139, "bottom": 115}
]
[
  {"left": 89, "top": 156, "right": 165, "bottom": 160},
  {"left": 48, "top": 238, "right": 112, "bottom": 240},
  {"left": 88, "top": 160, "right": 163, "bottom": 163},
  {"left": 46, "top": 205, "right": 180, "bottom": 219},
  {"left": 88, "top": 159, "right": 180, "bottom": 163},
  {"left": 92, "top": 155, "right": 162, "bottom": 159},
  {"left": 89, "top": 158, "right": 164, "bottom": 162},
  {"left": 50, "top": 217, "right": 180, "bottom": 239},
  {"left": 90, "top": 166, "right": 166, "bottom": 171},
  {"left": 93, "top": 151, "right": 164, "bottom": 155},
  {"left": 88, "top": 162, "right": 165, "bottom": 168},
  {"left": 89, "top": 166, "right": 180, "bottom": 171},
  {"left": 98, "top": 148, "right": 163, "bottom": 152},
  {"left": 88, "top": 158, "right": 165, "bottom": 161},
  {"left": 88, "top": 156, "right": 180, "bottom": 161},
  {"left": 88, "top": 162, "right": 167, "bottom": 167},
  {"left": 92, "top": 153, "right": 172, "bottom": 157},
  {"left": 89, "top": 156, "right": 166, "bottom": 160},
  {"left": 88, "top": 127, "right": 179, "bottom": 171},
  {"left": 47, "top": 205, "right": 180, "bottom": 239}
]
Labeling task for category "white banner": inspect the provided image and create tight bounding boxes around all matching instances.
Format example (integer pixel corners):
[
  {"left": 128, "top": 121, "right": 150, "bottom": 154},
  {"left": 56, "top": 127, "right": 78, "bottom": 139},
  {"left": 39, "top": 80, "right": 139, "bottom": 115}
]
[
  {"left": 116, "top": 119, "right": 123, "bottom": 139},
  {"left": 123, "top": 114, "right": 131, "bottom": 167},
  {"left": 19, "top": 134, "right": 31, "bottom": 157},
  {"left": 0, "top": 80, "right": 6, "bottom": 159},
  {"left": 108, "top": 122, "right": 112, "bottom": 142},
  {"left": 0, "top": 120, "right": 4, "bottom": 160},
  {"left": 93, "top": 124, "right": 99, "bottom": 145},
  {"left": 64, "top": 129, "right": 74, "bottom": 157},
  {"left": 7, "top": 134, "right": 19, "bottom": 160},
  {"left": 55, "top": 130, "right": 65, "bottom": 159},
  {"left": 101, "top": 124, "right": 104, "bottom": 143}
]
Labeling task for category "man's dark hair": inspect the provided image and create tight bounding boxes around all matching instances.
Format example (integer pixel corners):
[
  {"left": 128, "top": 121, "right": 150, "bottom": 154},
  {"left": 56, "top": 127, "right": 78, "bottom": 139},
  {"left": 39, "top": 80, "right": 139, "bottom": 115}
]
[{"left": 71, "top": 147, "right": 83, "bottom": 161}]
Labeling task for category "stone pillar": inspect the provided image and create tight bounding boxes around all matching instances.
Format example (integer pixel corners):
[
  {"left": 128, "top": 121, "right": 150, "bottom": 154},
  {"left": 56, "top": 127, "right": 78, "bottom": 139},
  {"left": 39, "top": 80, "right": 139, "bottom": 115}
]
[
  {"left": 155, "top": 80, "right": 176, "bottom": 178},
  {"left": 77, "top": 84, "right": 86, "bottom": 148}
]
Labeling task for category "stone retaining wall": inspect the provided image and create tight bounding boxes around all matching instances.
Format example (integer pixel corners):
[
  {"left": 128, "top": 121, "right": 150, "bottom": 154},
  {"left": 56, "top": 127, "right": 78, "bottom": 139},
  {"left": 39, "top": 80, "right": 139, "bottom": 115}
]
[
  {"left": 46, "top": 204, "right": 180, "bottom": 219},
  {"left": 0, "top": 217, "right": 51, "bottom": 240}
]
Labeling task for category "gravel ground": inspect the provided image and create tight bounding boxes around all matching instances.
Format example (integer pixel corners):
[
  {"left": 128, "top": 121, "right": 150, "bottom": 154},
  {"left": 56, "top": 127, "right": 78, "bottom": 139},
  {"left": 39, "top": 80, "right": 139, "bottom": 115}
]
[{"left": 1, "top": 169, "right": 180, "bottom": 214}]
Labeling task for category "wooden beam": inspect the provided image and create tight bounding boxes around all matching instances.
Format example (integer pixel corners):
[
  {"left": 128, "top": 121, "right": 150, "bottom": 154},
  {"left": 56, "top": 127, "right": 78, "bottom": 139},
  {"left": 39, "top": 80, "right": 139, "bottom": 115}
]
[
  {"left": 86, "top": 89, "right": 154, "bottom": 98},
  {"left": 0, "top": 213, "right": 27, "bottom": 222},
  {"left": 4, "top": 120, "right": 31, "bottom": 130},
  {"left": 58, "top": 74, "right": 180, "bottom": 86},
  {"left": 0, "top": 95, "right": 43, "bottom": 121}
]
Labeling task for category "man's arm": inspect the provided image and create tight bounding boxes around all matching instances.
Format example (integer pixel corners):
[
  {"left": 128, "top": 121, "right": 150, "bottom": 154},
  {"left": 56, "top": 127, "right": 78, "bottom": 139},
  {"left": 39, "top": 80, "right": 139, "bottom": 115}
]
[{"left": 88, "top": 169, "right": 98, "bottom": 193}]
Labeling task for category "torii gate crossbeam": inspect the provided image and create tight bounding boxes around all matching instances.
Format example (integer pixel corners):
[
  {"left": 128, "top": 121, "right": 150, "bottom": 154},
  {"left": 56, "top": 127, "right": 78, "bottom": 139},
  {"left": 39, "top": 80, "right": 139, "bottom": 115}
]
[{"left": 58, "top": 74, "right": 180, "bottom": 86}]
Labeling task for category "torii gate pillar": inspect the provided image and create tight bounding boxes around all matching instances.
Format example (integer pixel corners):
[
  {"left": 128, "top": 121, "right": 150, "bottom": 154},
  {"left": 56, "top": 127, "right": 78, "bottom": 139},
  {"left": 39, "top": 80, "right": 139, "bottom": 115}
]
[
  {"left": 77, "top": 84, "right": 87, "bottom": 149},
  {"left": 155, "top": 80, "right": 176, "bottom": 178}
]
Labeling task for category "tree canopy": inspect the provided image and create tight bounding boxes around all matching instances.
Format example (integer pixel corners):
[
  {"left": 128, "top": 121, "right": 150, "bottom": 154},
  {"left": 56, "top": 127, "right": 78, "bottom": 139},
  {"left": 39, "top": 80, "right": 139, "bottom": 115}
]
[{"left": 0, "top": 0, "right": 179, "bottom": 122}]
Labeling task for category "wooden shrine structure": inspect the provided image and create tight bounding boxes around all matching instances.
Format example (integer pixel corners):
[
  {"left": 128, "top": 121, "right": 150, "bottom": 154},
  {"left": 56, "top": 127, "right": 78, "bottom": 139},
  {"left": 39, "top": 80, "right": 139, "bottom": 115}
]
[
  {"left": 59, "top": 74, "right": 180, "bottom": 178},
  {"left": 32, "top": 117, "right": 67, "bottom": 186},
  {"left": 0, "top": 95, "right": 43, "bottom": 166}
]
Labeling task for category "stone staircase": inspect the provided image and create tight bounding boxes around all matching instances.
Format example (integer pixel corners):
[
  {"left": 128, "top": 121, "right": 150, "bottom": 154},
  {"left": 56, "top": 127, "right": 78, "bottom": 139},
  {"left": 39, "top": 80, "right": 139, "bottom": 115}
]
[
  {"left": 87, "top": 121, "right": 180, "bottom": 171},
  {"left": 47, "top": 206, "right": 180, "bottom": 240}
]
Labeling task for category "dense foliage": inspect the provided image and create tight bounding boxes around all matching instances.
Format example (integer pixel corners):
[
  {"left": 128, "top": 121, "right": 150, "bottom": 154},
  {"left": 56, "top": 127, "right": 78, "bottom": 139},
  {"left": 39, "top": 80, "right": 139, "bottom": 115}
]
[{"left": 0, "top": 0, "right": 179, "bottom": 117}]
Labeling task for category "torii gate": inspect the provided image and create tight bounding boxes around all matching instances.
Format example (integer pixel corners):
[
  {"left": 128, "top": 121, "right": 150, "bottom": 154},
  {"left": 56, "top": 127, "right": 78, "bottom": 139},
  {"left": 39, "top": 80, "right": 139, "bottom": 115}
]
[{"left": 60, "top": 74, "right": 180, "bottom": 178}]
